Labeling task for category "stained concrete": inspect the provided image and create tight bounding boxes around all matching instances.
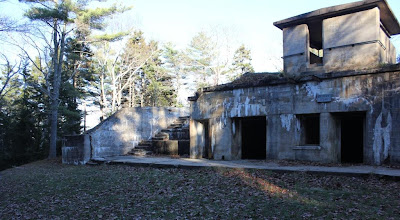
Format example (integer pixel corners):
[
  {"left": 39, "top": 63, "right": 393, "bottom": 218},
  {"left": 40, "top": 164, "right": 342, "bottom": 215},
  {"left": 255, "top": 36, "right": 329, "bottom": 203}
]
[
  {"left": 189, "top": 66, "right": 400, "bottom": 165},
  {"left": 62, "top": 107, "right": 189, "bottom": 165},
  {"left": 323, "top": 8, "right": 380, "bottom": 49}
]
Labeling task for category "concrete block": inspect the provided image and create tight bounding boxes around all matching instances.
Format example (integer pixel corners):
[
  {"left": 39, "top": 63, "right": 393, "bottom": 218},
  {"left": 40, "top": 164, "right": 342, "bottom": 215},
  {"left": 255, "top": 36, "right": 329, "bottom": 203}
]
[
  {"left": 324, "top": 43, "right": 380, "bottom": 72},
  {"left": 153, "top": 140, "right": 190, "bottom": 155}
]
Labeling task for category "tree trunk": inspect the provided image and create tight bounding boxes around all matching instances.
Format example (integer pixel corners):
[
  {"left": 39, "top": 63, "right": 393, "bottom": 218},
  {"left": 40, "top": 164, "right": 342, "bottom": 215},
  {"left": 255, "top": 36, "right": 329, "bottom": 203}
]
[
  {"left": 140, "top": 76, "right": 145, "bottom": 107},
  {"left": 111, "top": 67, "right": 117, "bottom": 113},
  {"left": 48, "top": 23, "right": 66, "bottom": 159},
  {"left": 99, "top": 71, "right": 106, "bottom": 121}
]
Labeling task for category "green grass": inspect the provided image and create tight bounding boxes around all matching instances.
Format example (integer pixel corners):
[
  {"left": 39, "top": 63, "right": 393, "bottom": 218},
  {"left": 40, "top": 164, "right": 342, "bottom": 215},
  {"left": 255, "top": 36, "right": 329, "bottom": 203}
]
[{"left": 1, "top": 159, "right": 399, "bottom": 219}]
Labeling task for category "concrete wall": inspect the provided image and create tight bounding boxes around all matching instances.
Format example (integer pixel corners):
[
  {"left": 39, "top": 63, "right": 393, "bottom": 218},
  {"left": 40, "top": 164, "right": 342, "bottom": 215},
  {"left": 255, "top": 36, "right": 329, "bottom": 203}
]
[
  {"left": 90, "top": 107, "right": 189, "bottom": 158},
  {"left": 283, "top": 24, "right": 309, "bottom": 75},
  {"left": 323, "top": 43, "right": 381, "bottom": 72},
  {"left": 323, "top": 8, "right": 380, "bottom": 49},
  {"left": 62, "top": 107, "right": 189, "bottom": 164},
  {"left": 323, "top": 7, "right": 396, "bottom": 72},
  {"left": 190, "top": 69, "right": 400, "bottom": 165},
  {"left": 379, "top": 26, "right": 397, "bottom": 64},
  {"left": 62, "top": 134, "right": 91, "bottom": 165}
]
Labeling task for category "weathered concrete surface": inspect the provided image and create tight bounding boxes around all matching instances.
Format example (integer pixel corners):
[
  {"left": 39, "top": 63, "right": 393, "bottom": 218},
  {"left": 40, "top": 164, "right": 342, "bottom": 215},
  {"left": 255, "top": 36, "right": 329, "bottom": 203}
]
[
  {"left": 276, "top": 1, "right": 398, "bottom": 75},
  {"left": 282, "top": 24, "right": 309, "bottom": 75},
  {"left": 62, "top": 107, "right": 189, "bottom": 164},
  {"left": 323, "top": 7, "right": 396, "bottom": 72},
  {"left": 323, "top": 42, "right": 381, "bottom": 72},
  {"left": 91, "top": 155, "right": 400, "bottom": 179},
  {"left": 153, "top": 140, "right": 190, "bottom": 155},
  {"left": 283, "top": 24, "right": 309, "bottom": 57},
  {"left": 90, "top": 107, "right": 189, "bottom": 158},
  {"left": 190, "top": 67, "right": 400, "bottom": 165},
  {"left": 323, "top": 8, "right": 379, "bottom": 49},
  {"left": 62, "top": 135, "right": 91, "bottom": 165},
  {"left": 189, "top": 120, "right": 205, "bottom": 159}
]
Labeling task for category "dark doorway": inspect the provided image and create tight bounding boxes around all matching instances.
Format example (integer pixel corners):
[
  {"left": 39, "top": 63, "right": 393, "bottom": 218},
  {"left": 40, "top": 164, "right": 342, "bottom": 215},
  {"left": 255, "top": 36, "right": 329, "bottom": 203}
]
[
  {"left": 242, "top": 117, "right": 266, "bottom": 159},
  {"left": 203, "top": 120, "right": 212, "bottom": 159},
  {"left": 340, "top": 113, "right": 364, "bottom": 163}
]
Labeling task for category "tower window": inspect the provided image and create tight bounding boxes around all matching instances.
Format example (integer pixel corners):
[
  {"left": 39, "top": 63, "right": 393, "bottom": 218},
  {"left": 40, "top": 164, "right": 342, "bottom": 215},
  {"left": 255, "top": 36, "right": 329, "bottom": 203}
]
[{"left": 308, "top": 21, "right": 323, "bottom": 65}]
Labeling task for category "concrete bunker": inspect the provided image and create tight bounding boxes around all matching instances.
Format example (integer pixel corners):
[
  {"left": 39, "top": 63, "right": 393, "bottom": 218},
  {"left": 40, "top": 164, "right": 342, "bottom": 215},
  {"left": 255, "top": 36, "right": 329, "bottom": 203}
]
[
  {"left": 189, "top": 0, "right": 400, "bottom": 165},
  {"left": 240, "top": 117, "right": 267, "bottom": 160}
]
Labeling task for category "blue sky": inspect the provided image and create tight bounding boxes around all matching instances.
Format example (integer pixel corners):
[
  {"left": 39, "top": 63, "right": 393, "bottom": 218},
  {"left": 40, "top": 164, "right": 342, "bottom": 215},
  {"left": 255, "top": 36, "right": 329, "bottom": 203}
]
[{"left": 2, "top": 0, "right": 400, "bottom": 72}]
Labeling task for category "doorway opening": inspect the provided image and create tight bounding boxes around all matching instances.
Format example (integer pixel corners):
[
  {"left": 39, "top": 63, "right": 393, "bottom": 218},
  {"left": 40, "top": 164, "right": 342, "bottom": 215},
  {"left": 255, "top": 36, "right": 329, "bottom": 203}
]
[
  {"left": 339, "top": 113, "right": 365, "bottom": 163},
  {"left": 241, "top": 117, "right": 266, "bottom": 159}
]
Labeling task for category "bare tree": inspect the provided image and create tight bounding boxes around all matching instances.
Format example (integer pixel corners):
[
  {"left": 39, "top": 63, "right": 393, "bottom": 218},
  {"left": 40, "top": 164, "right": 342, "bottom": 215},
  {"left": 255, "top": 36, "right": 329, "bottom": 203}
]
[
  {"left": 0, "top": 54, "right": 23, "bottom": 101},
  {"left": 93, "top": 31, "right": 157, "bottom": 116}
]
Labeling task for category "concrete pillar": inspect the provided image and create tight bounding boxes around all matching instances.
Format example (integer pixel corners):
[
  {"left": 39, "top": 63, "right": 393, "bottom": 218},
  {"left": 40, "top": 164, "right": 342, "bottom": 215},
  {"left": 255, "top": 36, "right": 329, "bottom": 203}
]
[
  {"left": 266, "top": 115, "right": 280, "bottom": 159},
  {"left": 231, "top": 118, "right": 242, "bottom": 160},
  {"left": 320, "top": 113, "right": 339, "bottom": 163},
  {"left": 283, "top": 24, "right": 309, "bottom": 75},
  {"left": 211, "top": 117, "right": 233, "bottom": 160},
  {"left": 189, "top": 119, "right": 204, "bottom": 159}
]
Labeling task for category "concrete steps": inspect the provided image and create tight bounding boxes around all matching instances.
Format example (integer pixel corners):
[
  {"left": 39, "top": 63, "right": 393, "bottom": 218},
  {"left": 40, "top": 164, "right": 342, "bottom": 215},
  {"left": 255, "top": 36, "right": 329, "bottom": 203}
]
[{"left": 127, "top": 116, "right": 190, "bottom": 156}]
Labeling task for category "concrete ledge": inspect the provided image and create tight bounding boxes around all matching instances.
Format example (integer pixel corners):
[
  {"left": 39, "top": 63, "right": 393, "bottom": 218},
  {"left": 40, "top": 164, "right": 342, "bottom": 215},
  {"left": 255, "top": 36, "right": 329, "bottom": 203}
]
[
  {"left": 293, "top": 145, "right": 322, "bottom": 150},
  {"left": 89, "top": 156, "right": 400, "bottom": 180}
]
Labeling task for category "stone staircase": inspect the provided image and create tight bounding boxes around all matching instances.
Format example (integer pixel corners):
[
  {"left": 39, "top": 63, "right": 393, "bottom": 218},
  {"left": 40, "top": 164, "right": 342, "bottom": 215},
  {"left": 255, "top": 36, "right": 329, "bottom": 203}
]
[{"left": 128, "top": 116, "right": 190, "bottom": 156}]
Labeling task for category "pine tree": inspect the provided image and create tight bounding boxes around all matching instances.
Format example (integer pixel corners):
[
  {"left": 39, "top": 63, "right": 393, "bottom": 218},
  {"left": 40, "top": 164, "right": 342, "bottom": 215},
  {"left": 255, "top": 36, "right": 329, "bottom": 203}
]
[
  {"left": 163, "top": 43, "right": 184, "bottom": 106},
  {"left": 120, "top": 31, "right": 176, "bottom": 107},
  {"left": 21, "top": 0, "right": 129, "bottom": 158},
  {"left": 232, "top": 44, "right": 254, "bottom": 79},
  {"left": 185, "top": 32, "right": 213, "bottom": 88}
]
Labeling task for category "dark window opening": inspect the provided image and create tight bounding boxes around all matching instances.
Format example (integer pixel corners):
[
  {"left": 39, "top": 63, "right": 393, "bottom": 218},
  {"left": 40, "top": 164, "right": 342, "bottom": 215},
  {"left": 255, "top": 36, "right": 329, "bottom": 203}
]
[
  {"left": 242, "top": 117, "right": 266, "bottom": 159},
  {"left": 340, "top": 113, "right": 364, "bottom": 163},
  {"left": 299, "top": 114, "right": 320, "bottom": 145},
  {"left": 308, "top": 21, "right": 323, "bottom": 65}
]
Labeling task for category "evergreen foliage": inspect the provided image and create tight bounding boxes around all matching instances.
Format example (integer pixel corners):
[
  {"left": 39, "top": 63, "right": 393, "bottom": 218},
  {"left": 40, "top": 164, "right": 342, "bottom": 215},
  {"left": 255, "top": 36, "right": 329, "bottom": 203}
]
[
  {"left": 232, "top": 44, "right": 254, "bottom": 79},
  {"left": 19, "top": 0, "right": 129, "bottom": 158}
]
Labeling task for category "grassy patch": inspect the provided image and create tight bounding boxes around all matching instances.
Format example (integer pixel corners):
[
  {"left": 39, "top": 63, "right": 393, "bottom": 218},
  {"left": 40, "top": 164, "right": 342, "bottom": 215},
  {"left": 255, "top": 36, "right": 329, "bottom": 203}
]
[{"left": 1, "top": 159, "right": 399, "bottom": 219}]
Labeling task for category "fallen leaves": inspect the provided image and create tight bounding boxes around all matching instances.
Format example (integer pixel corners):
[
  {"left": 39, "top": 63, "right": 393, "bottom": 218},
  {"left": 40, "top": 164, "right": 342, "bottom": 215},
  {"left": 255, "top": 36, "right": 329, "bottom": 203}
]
[{"left": 0, "top": 160, "right": 399, "bottom": 219}]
